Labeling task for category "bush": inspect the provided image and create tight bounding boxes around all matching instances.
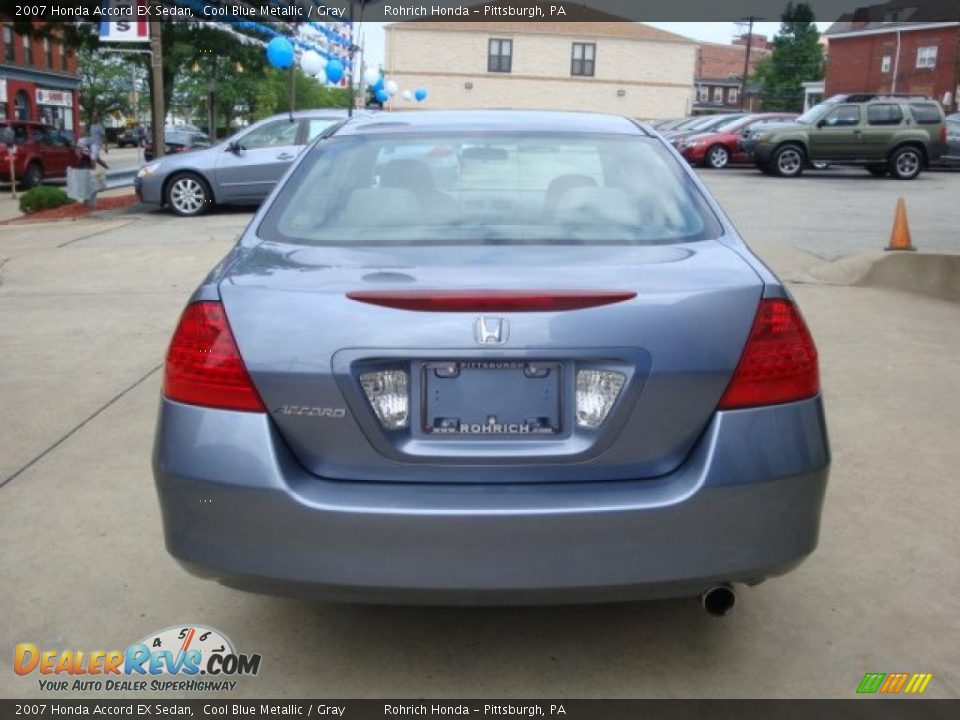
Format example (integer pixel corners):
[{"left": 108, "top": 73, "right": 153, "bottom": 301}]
[{"left": 19, "top": 185, "right": 74, "bottom": 215}]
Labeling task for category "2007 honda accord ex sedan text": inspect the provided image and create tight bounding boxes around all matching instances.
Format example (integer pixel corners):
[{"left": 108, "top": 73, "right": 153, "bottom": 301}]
[{"left": 152, "top": 111, "right": 829, "bottom": 614}]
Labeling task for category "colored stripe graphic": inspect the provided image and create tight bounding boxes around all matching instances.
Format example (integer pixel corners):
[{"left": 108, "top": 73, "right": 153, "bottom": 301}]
[
  {"left": 857, "top": 673, "right": 885, "bottom": 694},
  {"left": 904, "top": 674, "right": 933, "bottom": 694},
  {"left": 879, "top": 673, "right": 909, "bottom": 693},
  {"left": 857, "top": 672, "right": 932, "bottom": 694}
]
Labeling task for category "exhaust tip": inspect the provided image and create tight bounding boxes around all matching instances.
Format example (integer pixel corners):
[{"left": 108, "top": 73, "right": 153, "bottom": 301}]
[{"left": 701, "top": 584, "right": 736, "bottom": 617}]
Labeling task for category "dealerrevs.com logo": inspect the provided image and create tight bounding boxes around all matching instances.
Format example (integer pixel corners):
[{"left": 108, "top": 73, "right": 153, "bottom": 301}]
[{"left": 14, "top": 625, "right": 261, "bottom": 693}]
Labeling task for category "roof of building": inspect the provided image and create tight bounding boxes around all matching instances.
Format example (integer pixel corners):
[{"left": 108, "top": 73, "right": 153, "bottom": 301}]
[
  {"left": 338, "top": 109, "right": 647, "bottom": 136},
  {"left": 826, "top": 0, "right": 960, "bottom": 35}
]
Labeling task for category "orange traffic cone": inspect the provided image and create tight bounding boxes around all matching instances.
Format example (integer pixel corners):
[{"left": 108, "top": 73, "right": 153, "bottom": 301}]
[{"left": 886, "top": 197, "right": 915, "bottom": 251}]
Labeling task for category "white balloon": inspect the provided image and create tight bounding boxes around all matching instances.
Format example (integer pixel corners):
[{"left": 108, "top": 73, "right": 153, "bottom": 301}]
[
  {"left": 401, "top": 90, "right": 413, "bottom": 101},
  {"left": 363, "top": 67, "right": 380, "bottom": 86},
  {"left": 386, "top": 80, "right": 399, "bottom": 95},
  {"left": 300, "top": 50, "right": 324, "bottom": 77}
]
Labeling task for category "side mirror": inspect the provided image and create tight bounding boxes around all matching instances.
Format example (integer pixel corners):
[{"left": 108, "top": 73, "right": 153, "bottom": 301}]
[
  {"left": 816, "top": 119, "right": 827, "bottom": 128},
  {"left": 227, "top": 140, "right": 242, "bottom": 154}
]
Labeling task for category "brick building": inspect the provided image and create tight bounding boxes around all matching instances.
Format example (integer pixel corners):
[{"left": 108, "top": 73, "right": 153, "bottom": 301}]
[
  {"left": 825, "top": 11, "right": 960, "bottom": 112},
  {"left": 693, "top": 33, "right": 772, "bottom": 114},
  {"left": 384, "top": 14, "right": 697, "bottom": 119},
  {"left": 0, "top": 20, "right": 80, "bottom": 134}
]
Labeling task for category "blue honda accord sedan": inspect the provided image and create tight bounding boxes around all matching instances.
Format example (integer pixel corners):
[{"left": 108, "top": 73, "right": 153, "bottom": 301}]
[{"left": 153, "top": 110, "right": 829, "bottom": 613}]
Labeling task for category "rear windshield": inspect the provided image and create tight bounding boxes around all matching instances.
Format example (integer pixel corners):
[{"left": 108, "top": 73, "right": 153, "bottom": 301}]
[
  {"left": 909, "top": 103, "right": 943, "bottom": 124},
  {"left": 258, "top": 132, "right": 722, "bottom": 247}
]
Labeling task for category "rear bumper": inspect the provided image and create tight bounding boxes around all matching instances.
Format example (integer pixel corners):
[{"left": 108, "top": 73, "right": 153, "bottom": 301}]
[{"left": 153, "top": 396, "right": 830, "bottom": 604}]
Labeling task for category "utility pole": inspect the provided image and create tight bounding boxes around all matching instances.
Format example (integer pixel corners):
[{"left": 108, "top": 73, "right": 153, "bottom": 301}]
[
  {"left": 739, "top": 17, "right": 756, "bottom": 110},
  {"left": 149, "top": 19, "right": 165, "bottom": 158}
]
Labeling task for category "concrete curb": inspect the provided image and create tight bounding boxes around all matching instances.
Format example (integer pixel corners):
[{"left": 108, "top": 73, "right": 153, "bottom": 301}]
[{"left": 798, "top": 251, "right": 960, "bottom": 304}]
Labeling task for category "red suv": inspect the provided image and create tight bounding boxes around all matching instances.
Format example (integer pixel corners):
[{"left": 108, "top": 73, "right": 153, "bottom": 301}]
[{"left": 0, "top": 120, "right": 80, "bottom": 188}]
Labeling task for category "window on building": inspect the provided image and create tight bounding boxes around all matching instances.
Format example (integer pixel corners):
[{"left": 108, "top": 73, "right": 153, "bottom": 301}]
[
  {"left": 571, "top": 42, "right": 596, "bottom": 77},
  {"left": 3, "top": 26, "right": 13, "bottom": 62},
  {"left": 22, "top": 33, "right": 31, "bottom": 64},
  {"left": 728, "top": 87, "right": 739, "bottom": 105},
  {"left": 881, "top": 55, "right": 892, "bottom": 72},
  {"left": 14, "top": 90, "right": 30, "bottom": 120},
  {"left": 916, "top": 46, "right": 937, "bottom": 68},
  {"left": 60, "top": 43, "right": 69, "bottom": 71},
  {"left": 713, "top": 87, "right": 723, "bottom": 103},
  {"left": 488, "top": 38, "right": 512, "bottom": 73},
  {"left": 822, "top": 104, "right": 861, "bottom": 127},
  {"left": 44, "top": 38, "right": 52, "bottom": 68},
  {"left": 697, "top": 85, "right": 709, "bottom": 103},
  {"left": 867, "top": 104, "right": 903, "bottom": 126}
]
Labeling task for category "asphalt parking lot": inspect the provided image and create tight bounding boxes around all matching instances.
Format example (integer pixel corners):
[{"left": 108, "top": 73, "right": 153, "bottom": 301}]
[{"left": 1, "top": 166, "right": 958, "bottom": 699}]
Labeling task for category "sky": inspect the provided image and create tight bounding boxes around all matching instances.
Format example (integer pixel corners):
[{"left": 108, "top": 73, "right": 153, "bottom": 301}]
[{"left": 356, "top": 21, "right": 834, "bottom": 71}]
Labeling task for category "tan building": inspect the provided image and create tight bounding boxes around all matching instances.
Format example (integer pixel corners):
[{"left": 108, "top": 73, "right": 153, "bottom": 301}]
[{"left": 383, "top": 21, "right": 697, "bottom": 119}]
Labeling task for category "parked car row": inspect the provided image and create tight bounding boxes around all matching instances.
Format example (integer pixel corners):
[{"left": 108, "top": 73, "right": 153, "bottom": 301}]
[{"left": 653, "top": 95, "right": 957, "bottom": 179}]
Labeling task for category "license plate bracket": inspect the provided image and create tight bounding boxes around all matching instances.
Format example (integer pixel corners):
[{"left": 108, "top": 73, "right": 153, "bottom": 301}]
[{"left": 422, "top": 360, "right": 561, "bottom": 436}]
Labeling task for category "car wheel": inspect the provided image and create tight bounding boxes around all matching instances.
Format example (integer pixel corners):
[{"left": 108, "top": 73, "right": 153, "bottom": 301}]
[
  {"left": 21, "top": 162, "right": 42, "bottom": 190},
  {"left": 771, "top": 145, "right": 805, "bottom": 177},
  {"left": 165, "top": 173, "right": 212, "bottom": 217},
  {"left": 705, "top": 145, "right": 730, "bottom": 169},
  {"left": 867, "top": 164, "right": 888, "bottom": 177},
  {"left": 889, "top": 146, "right": 922, "bottom": 180}
]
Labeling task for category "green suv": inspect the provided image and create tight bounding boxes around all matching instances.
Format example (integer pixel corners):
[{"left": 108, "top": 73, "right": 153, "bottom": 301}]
[{"left": 746, "top": 94, "right": 947, "bottom": 179}]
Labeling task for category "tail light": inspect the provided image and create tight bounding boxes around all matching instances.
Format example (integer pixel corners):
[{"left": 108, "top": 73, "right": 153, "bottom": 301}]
[
  {"left": 941, "top": 126, "right": 948, "bottom": 144},
  {"left": 163, "top": 301, "right": 265, "bottom": 412},
  {"left": 718, "top": 298, "right": 819, "bottom": 410}
]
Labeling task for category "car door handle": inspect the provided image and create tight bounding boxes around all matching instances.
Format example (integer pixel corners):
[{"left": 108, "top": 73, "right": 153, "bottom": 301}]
[{"left": 276, "top": 152, "right": 295, "bottom": 160}]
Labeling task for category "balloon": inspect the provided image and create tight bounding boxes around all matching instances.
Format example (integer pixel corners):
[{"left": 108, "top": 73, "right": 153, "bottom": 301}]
[
  {"left": 372, "top": 76, "right": 384, "bottom": 92},
  {"left": 375, "top": 88, "right": 389, "bottom": 104},
  {"left": 266, "top": 37, "right": 294, "bottom": 70},
  {"left": 325, "top": 59, "right": 344, "bottom": 85},
  {"left": 401, "top": 90, "right": 413, "bottom": 101},
  {"left": 363, "top": 67, "right": 380, "bottom": 86},
  {"left": 300, "top": 50, "right": 324, "bottom": 77},
  {"left": 386, "top": 80, "right": 399, "bottom": 96},
  {"left": 414, "top": 88, "right": 427, "bottom": 102}
]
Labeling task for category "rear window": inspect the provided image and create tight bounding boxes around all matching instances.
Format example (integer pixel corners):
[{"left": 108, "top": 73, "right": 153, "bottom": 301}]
[
  {"left": 910, "top": 103, "right": 943, "bottom": 124},
  {"left": 867, "top": 104, "right": 903, "bottom": 126},
  {"left": 258, "top": 132, "right": 722, "bottom": 247}
]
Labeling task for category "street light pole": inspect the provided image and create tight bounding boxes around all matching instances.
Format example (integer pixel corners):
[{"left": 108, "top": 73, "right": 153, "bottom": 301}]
[{"left": 149, "top": 18, "right": 165, "bottom": 158}]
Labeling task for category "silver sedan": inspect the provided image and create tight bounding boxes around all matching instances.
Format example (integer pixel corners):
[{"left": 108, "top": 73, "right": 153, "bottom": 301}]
[{"left": 135, "top": 110, "right": 352, "bottom": 216}]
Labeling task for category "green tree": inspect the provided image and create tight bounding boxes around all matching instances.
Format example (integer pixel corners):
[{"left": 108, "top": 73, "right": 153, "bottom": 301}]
[
  {"left": 77, "top": 49, "right": 137, "bottom": 124},
  {"left": 752, "top": 3, "right": 825, "bottom": 112}
]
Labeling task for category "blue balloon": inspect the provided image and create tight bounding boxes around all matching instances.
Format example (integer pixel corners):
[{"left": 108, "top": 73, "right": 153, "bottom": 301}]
[
  {"left": 325, "top": 59, "right": 344, "bottom": 85},
  {"left": 414, "top": 88, "right": 427, "bottom": 102},
  {"left": 372, "top": 76, "right": 384, "bottom": 92},
  {"left": 375, "top": 88, "right": 389, "bottom": 104},
  {"left": 266, "top": 37, "right": 294, "bottom": 70}
]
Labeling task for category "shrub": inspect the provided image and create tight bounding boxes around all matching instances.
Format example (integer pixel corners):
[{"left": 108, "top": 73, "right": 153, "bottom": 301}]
[{"left": 19, "top": 185, "right": 74, "bottom": 215}]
